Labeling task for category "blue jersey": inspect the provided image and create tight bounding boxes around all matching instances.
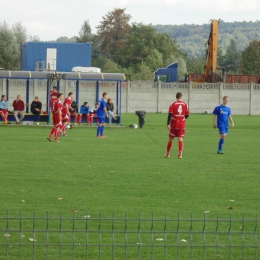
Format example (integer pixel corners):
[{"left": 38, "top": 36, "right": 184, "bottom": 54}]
[
  {"left": 80, "top": 105, "right": 89, "bottom": 114},
  {"left": 213, "top": 105, "right": 231, "bottom": 128},
  {"left": 97, "top": 98, "right": 107, "bottom": 118}
]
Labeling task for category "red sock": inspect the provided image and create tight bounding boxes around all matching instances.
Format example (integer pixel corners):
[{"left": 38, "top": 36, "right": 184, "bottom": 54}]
[
  {"left": 75, "top": 115, "right": 78, "bottom": 123},
  {"left": 179, "top": 141, "right": 184, "bottom": 155},
  {"left": 49, "top": 128, "right": 56, "bottom": 138},
  {"left": 61, "top": 124, "right": 66, "bottom": 135},
  {"left": 1, "top": 113, "right": 6, "bottom": 121},
  {"left": 78, "top": 114, "right": 82, "bottom": 123},
  {"left": 55, "top": 129, "right": 60, "bottom": 141},
  {"left": 167, "top": 141, "right": 173, "bottom": 154}
]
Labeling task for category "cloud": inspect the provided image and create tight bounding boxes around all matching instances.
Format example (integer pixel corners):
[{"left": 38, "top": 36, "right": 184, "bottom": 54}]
[{"left": 1, "top": 0, "right": 260, "bottom": 40}]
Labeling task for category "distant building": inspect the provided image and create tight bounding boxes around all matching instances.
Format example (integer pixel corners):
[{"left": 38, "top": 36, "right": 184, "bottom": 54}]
[{"left": 21, "top": 42, "right": 91, "bottom": 72}]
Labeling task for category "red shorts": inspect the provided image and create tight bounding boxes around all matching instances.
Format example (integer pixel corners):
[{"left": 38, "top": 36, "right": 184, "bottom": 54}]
[
  {"left": 62, "top": 113, "right": 70, "bottom": 123},
  {"left": 169, "top": 129, "right": 185, "bottom": 138},
  {"left": 0, "top": 109, "right": 8, "bottom": 114},
  {"left": 53, "top": 114, "right": 62, "bottom": 128}
]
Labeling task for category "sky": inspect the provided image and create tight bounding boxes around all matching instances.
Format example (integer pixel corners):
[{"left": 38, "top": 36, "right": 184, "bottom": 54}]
[{"left": 1, "top": 0, "right": 259, "bottom": 41}]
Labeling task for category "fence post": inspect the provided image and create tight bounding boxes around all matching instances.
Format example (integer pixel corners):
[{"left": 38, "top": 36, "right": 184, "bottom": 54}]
[
  {"left": 33, "top": 79, "right": 36, "bottom": 98},
  {"left": 219, "top": 83, "right": 223, "bottom": 104},
  {"left": 250, "top": 83, "right": 253, "bottom": 115},
  {"left": 64, "top": 79, "right": 68, "bottom": 98},
  {"left": 188, "top": 81, "right": 192, "bottom": 108},
  {"left": 157, "top": 81, "right": 161, "bottom": 113},
  {"left": 126, "top": 80, "right": 130, "bottom": 113},
  {"left": 1, "top": 78, "right": 5, "bottom": 95}
]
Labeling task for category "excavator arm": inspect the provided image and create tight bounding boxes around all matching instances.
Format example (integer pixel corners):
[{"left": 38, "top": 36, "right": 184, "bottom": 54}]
[{"left": 194, "top": 20, "right": 225, "bottom": 83}]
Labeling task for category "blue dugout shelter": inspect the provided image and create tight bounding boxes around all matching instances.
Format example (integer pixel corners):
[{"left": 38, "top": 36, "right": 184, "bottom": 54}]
[{"left": 0, "top": 71, "right": 125, "bottom": 125}]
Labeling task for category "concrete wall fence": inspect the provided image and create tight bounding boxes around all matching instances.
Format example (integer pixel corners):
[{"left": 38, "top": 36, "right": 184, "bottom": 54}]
[{"left": 1, "top": 79, "right": 260, "bottom": 115}]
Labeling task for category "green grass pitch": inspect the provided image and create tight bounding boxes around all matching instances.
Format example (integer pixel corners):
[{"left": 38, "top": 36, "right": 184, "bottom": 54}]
[{"left": 0, "top": 113, "right": 259, "bottom": 259}]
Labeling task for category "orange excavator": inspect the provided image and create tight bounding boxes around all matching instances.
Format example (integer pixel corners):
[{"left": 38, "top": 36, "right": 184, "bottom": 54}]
[{"left": 195, "top": 20, "right": 226, "bottom": 83}]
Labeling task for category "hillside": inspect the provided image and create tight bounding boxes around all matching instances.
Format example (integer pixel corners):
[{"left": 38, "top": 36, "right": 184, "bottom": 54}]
[{"left": 154, "top": 21, "right": 260, "bottom": 57}]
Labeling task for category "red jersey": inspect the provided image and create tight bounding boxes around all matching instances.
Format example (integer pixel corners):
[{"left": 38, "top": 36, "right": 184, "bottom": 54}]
[
  {"left": 51, "top": 99, "right": 63, "bottom": 114},
  {"left": 169, "top": 101, "right": 190, "bottom": 129},
  {"left": 50, "top": 90, "right": 59, "bottom": 107},
  {"left": 62, "top": 97, "right": 72, "bottom": 114}
]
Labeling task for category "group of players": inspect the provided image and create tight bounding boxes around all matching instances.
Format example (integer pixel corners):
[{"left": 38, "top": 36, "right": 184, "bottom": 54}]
[
  {"left": 47, "top": 86, "right": 234, "bottom": 153},
  {"left": 47, "top": 86, "right": 109, "bottom": 142},
  {"left": 165, "top": 92, "right": 235, "bottom": 158}
]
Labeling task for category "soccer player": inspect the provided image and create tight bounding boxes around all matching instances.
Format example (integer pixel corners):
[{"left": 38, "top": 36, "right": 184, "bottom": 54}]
[
  {"left": 50, "top": 86, "right": 59, "bottom": 108},
  {"left": 61, "top": 92, "right": 73, "bottom": 136},
  {"left": 165, "top": 92, "right": 190, "bottom": 159},
  {"left": 96, "top": 92, "right": 108, "bottom": 138},
  {"left": 213, "top": 96, "right": 234, "bottom": 154},
  {"left": 47, "top": 93, "right": 63, "bottom": 142}
]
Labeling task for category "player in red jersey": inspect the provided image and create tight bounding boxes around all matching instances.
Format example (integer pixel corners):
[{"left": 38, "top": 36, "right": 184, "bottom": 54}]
[
  {"left": 47, "top": 93, "right": 63, "bottom": 143},
  {"left": 60, "top": 92, "right": 73, "bottom": 136},
  {"left": 165, "top": 92, "right": 190, "bottom": 159},
  {"left": 50, "top": 86, "right": 59, "bottom": 108}
]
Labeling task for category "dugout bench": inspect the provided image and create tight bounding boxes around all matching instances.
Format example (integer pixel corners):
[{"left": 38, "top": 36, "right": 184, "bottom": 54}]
[
  {"left": 0, "top": 113, "right": 49, "bottom": 124},
  {"left": 0, "top": 114, "right": 121, "bottom": 125}
]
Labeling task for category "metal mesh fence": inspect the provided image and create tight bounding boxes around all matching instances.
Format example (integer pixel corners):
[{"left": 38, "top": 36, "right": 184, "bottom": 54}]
[{"left": 0, "top": 212, "right": 259, "bottom": 259}]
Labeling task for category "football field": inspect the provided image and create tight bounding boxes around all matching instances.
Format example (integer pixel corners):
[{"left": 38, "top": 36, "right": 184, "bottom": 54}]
[{"left": 0, "top": 113, "right": 259, "bottom": 259}]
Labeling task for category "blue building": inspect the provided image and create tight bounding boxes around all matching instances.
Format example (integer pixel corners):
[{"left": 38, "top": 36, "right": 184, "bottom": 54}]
[
  {"left": 21, "top": 42, "right": 91, "bottom": 72},
  {"left": 154, "top": 62, "right": 178, "bottom": 82}
]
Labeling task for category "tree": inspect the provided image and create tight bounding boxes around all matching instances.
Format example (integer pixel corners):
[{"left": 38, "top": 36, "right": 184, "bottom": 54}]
[
  {"left": 96, "top": 8, "right": 131, "bottom": 62},
  {"left": 0, "top": 21, "right": 20, "bottom": 70},
  {"left": 76, "top": 20, "right": 93, "bottom": 43},
  {"left": 56, "top": 36, "right": 69, "bottom": 42},
  {"left": 132, "top": 63, "right": 154, "bottom": 80},
  {"left": 145, "top": 49, "right": 163, "bottom": 71},
  {"left": 92, "top": 56, "right": 121, "bottom": 72},
  {"left": 186, "top": 55, "right": 205, "bottom": 74},
  {"left": 29, "top": 35, "right": 40, "bottom": 42},
  {"left": 224, "top": 39, "right": 241, "bottom": 73},
  {"left": 12, "top": 22, "right": 27, "bottom": 69},
  {"left": 12, "top": 22, "right": 27, "bottom": 46},
  {"left": 241, "top": 40, "right": 260, "bottom": 74},
  {"left": 119, "top": 23, "right": 157, "bottom": 68}
]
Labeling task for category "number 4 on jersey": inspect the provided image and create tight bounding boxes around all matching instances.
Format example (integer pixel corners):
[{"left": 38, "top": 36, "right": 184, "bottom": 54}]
[{"left": 178, "top": 105, "right": 182, "bottom": 115}]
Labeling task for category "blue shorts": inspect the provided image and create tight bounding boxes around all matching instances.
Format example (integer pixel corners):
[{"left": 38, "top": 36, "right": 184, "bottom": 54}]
[
  {"left": 98, "top": 117, "right": 106, "bottom": 124},
  {"left": 218, "top": 126, "right": 228, "bottom": 135}
]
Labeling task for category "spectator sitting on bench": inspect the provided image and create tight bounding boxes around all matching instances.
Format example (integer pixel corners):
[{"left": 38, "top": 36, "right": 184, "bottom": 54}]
[
  {"left": 76, "top": 102, "right": 90, "bottom": 126},
  {"left": 30, "top": 96, "right": 42, "bottom": 125},
  {"left": 89, "top": 102, "right": 99, "bottom": 125},
  {"left": 107, "top": 98, "right": 118, "bottom": 126},
  {"left": 70, "top": 100, "right": 78, "bottom": 116},
  {"left": 13, "top": 95, "right": 25, "bottom": 124},
  {"left": 0, "top": 95, "right": 9, "bottom": 125}
]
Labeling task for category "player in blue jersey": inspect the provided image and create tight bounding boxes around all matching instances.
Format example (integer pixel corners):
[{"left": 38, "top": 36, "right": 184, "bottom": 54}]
[
  {"left": 96, "top": 92, "right": 108, "bottom": 138},
  {"left": 213, "top": 96, "right": 235, "bottom": 154}
]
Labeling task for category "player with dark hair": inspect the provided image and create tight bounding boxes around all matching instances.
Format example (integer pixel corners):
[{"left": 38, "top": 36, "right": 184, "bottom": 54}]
[
  {"left": 213, "top": 96, "right": 234, "bottom": 154},
  {"left": 96, "top": 92, "right": 108, "bottom": 138},
  {"left": 165, "top": 92, "right": 190, "bottom": 159},
  {"left": 50, "top": 86, "right": 59, "bottom": 108},
  {"left": 61, "top": 92, "right": 73, "bottom": 136},
  {"left": 47, "top": 93, "right": 63, "bottom": 142}
]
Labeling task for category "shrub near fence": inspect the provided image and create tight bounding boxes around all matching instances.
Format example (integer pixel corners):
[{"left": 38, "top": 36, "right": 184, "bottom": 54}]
[{"left": 0, "top": 212, "right": 259, "bottom": 260}]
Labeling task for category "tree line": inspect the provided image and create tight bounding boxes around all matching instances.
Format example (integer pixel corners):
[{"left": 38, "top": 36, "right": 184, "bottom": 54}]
[{"left": 1, "top": 10, "right": 260, "bottom": 79}]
